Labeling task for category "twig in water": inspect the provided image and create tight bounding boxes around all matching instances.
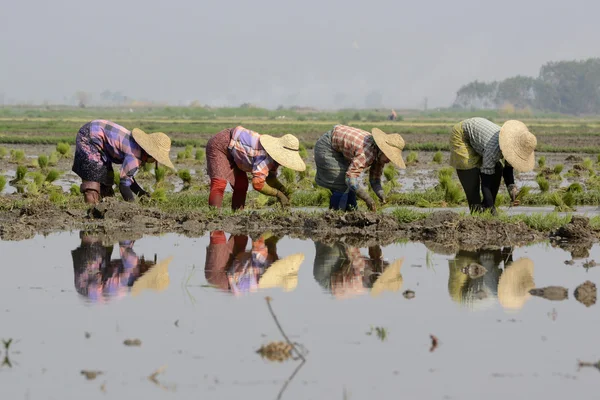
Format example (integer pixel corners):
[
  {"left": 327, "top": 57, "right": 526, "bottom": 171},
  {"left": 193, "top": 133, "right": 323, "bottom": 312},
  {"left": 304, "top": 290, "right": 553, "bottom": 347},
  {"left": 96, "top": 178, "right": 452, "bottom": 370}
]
[
  {"left": 577, "top": 360, "right": 600, "bottom": 372},
  {"left": 148, "top": 365, "right": 174, "bottom": 391},
  {"left": 265, "top": 296, "right": 306, "bottom": 361},
  {"left": 429, "top": 334, "right": 439, "bottom": 352}
]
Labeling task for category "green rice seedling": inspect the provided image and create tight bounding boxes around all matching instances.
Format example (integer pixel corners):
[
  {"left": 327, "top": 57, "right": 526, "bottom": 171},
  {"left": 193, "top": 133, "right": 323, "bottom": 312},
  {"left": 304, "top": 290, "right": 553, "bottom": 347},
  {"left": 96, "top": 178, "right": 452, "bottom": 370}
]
[
  {"left": 392, "top": 207, "right": 426, "bottom": 223},
  {"left": 0, "top": 147, "right": 7, "bottom": 159},
  {"left": 406, "top": 151, "right": 418, "bottom": 165},
  {"left": 30, "top": 172, "right": 45, "bottom": 186},
  {"left": 48, "top": 151, "right": 59, "bottom": 166},
  {"left": 30, "top": 158, "right": 39, "bottom": 168},
  {"left": 26, "top": 182, "right": 39, "bottom": 196},
  {"left": 141, "top": 162, "right": 153, "bottom": 172},
  {"left": 495, "top": 193, "right": 509, "bottom": 207},
  {"left": 151, "top": 187, "right": 167, "bottom": 202},
  {"left": 113, "top": 171, "right": 120, "bottom": 186},
  {"left": 514, "top": 213, "right": 571, "bottom": 232},
  {"left": 0, "top": 175, "right": 5, "bottom": 192},
  {"left": 155, "top": 165, "right": 166, "bottom": 183},
  {"left": 515, "top": 186, "right": 531, "bottom": 201},
  {"left": 383, "top": 164, "right": 398, "bottom": 186},
  {"left": 70, "top": 184, "right": 80, "bottom": 196},
  {"left": 195, "top": 148, "right": 205, "bottom": 162},
  {"left": 553, "top": 164, "right": 564, "bottom": 175},
  {"left": 563, "top": 191, "right": 575, "bottom": 208},
  {"left": 444, "top": 180, "right": 464, "bottom": 204},
  {"left": 281, "top": 167, "right": 296, "bottom": 185},
  {"left": 549, "top": 192, "right": 574, "bottom": 212},
  {"left": 184, "top": 145, "right": 194, "bottom": 159},
  {"left": 537, "top": 156, "right": 546, "bottom": 168},
  {"left": 438, "top": 167, "right": 454, "bottom": 180},
  {"left": 432, "top": 151, "right": 443, "bottom": 164},
  {"left": 299, "top": 143, "right": 308, "bottom": 159},
  {"left": 45, "top": 169, "right": 60, "bottom": 183},
  {"left": 37, "top": 154, "right": 49, "bottom": 170},
  {"left": 298, "top": 164, "right": 312, "bottom": 181},
  {"left": 56, "top": 142, "right": 70, "bottom": 157},
  {"left": 536, "top": 176, "right": 549, "bottom": 192},
  {"left": 583, "top": 158, "right": 594, "bottom": 171},
  {"left": 49, "top": 190, "right": 67, "bottom": 205},
  {"left": 597, "top": 154, "right": 600, "bottom": 164},
  {"left": 178, "top": 169, "right": 192, "bottom": 187},
  {"left": 567, "top": 182, "right": 584, "bottom": 193},
  {"left": 15, "top": 165, "right": 27, "bottom": 182},
  {"left": 10, "top": 149, "right": 25, "bottom": 163},
  {"left": 177, "top": 151, "right": 186, "bottom": 160}
]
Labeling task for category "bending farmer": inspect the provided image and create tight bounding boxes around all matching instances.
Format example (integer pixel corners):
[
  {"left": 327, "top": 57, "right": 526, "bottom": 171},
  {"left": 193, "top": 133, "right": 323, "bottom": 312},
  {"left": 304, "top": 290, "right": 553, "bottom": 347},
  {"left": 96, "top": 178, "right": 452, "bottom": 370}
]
[
  {"left": 206, "top": 126, "right": 306, "bottom": 210},
  {"left": 314, "top": 125, "right": 405, "bottom": 211},
  {"left": 72, "top": 120, "right": 175, "bottom": 204},
  {"left": 449, "top": 118, "right": 536, "bottom": 215}
]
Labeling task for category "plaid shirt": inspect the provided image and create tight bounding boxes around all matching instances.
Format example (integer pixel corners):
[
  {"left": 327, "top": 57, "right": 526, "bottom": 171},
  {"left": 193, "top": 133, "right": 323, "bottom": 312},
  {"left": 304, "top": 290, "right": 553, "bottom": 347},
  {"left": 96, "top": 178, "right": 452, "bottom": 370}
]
[
  {"left": 462, "top": 118, "right": 502, "bottom": 175},
  {"left": 227, "top": 237, "right": 271, "bottom": 295},
  {"left": 228, "top": 126, "right": 278, "bottom": 189},
  {"left": 89, "top": 120, "right": 144, "bottom": 187},
  {"left": 331, "top": 125, "right": 386, "bottom": 191}
]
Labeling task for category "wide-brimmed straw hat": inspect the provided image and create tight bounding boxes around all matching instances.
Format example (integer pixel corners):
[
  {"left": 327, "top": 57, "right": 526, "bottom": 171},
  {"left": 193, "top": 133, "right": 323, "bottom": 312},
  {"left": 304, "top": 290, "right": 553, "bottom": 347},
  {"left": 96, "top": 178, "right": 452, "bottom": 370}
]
[
  {"left": 131, "top": 256, "right": 173, "bottom": 296},
  {"left": 370, "top": 258, "right": 404, "bottom": 297},
  {"left": 499, "top": 120, "right": 537, "bottom": 172},
  {"left": 132, "top": 128, "right": 176, "bottom": 171},
  {"left": 371, "top": 128, "right": 406, "bottom": 169},
  {"left": 497, "top": 257, "right": 535, "bottom": 310},
  {"left": 259, "top": 134, "right": 306, "bottom": 171},
  {"left": 258, "top": 253, "right": 305, "bottom": 292}
]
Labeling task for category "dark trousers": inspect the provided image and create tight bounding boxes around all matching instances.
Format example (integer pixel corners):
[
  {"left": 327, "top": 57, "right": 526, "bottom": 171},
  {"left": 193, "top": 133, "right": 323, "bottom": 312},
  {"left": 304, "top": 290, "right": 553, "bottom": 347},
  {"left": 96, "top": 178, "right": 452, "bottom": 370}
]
[
  {"left": 329, "top": 190, "right": 357, "bottom": 211},
  {"left": 456, "top": 162, "right": 503, "bottom": 214}
]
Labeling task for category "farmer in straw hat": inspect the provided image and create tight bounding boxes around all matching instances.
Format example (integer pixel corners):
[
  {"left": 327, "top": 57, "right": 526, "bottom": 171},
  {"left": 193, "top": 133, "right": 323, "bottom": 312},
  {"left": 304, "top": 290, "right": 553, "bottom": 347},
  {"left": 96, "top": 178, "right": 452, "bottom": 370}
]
[
  {"left": 313, "top": 125, "right": 405, "bottom": 211},
  {"left": 449, "top": 118, "right": 537, "bottom": 215},
  {"left": 72, "top": 120, "right": 175, "bottom": 204},
  {"left": 205, "top": 126, "right": 306, "bottom": 210}
]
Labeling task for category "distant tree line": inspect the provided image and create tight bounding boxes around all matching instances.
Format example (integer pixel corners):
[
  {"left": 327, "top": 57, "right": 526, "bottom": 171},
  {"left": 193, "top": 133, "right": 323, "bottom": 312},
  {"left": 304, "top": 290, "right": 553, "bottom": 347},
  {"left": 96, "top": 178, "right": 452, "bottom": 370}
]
[{"left": 453, "top": 58, "right": 600, "bottom": 115}]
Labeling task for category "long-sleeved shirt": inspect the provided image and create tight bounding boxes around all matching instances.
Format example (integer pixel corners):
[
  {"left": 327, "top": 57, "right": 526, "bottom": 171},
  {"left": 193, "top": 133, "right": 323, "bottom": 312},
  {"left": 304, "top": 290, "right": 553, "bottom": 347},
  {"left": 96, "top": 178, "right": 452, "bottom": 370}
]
[
  {"left": 331, "top": 125, "right": 386, "bottom": 191},
  {"left": 461, "top": 117, "right": 503, "bottom": 175},
  {"left": 228, "top": 126, "right": 278, "bottom": 190},
  {"left": 89, "top": 120, "right": 144, "bottom": 187}
]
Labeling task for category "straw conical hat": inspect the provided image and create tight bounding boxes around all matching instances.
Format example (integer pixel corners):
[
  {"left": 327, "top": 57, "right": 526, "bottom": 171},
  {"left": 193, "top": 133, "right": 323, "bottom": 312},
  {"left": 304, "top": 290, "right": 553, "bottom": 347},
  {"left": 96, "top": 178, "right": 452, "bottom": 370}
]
[
  {"left": 131, "top": 256, "right": 173, "bottom": 296},
  {"left": 371, "top": 128, "right": 406, "bottom": 169},
  {"left": 497, "top": 257, "right": 535, "bottom": 310},
  {"left": 258, "top": 253, "right": 305, "bottom": 292},
  {"left": 132, "top": 128, "right": 176, "bottom": 171},
  {"left": 499, "top": 120, "right": 536, "bottom": 172},
  {"left": 370, "top": 258, "right": 404, "bottom": 297},
  {"left": 259, "top": 134, "right": 306, "bottom": 171}
]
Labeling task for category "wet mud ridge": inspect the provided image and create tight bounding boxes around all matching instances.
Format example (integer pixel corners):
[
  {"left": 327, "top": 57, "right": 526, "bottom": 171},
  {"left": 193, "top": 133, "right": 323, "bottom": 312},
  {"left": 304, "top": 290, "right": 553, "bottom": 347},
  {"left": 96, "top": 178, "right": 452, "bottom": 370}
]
[{"left": 0, "top": 201, "right": 597, "bottom": 250}]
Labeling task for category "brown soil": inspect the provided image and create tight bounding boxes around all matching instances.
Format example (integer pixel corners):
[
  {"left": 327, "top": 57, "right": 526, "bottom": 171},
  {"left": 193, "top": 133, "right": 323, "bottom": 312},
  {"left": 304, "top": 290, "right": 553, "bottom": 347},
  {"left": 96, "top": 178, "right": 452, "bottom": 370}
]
[
  {"left": 550, "top": 216, "right": 596, "bottom": 259},
  {"left": 0, "top": 200, "right": 568, "bottom": 250}
]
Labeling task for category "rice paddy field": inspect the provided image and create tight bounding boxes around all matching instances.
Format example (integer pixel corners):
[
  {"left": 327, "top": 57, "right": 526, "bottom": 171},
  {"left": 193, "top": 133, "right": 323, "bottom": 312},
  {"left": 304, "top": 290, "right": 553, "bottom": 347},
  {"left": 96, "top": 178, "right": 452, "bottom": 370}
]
[{"left": 1, "top": 106, "right": 600, "bottom": 400}]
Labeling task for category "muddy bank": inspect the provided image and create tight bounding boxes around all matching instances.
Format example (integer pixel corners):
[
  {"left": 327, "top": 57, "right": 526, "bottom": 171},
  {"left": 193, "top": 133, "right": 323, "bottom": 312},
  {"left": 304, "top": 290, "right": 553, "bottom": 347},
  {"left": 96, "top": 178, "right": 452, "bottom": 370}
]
[{"left": 2, "top": 200, "right": 596, "bottom": 250}]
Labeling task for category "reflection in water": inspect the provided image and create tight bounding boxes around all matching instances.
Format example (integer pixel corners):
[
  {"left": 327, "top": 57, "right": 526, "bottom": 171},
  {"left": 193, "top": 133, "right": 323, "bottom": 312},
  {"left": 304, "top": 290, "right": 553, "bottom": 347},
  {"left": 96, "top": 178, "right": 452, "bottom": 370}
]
[
  {"left": 204, "top": 231, "right": 304, "bottom": 295},
  {"left": 72, "top": 233, "right": 173, "bottom": 303},
  {"left": 313, "top": 242, "right": 403, "bottom": 299},
  {"left": 448, "top": 247, "right": 535, "bottom": 311}
]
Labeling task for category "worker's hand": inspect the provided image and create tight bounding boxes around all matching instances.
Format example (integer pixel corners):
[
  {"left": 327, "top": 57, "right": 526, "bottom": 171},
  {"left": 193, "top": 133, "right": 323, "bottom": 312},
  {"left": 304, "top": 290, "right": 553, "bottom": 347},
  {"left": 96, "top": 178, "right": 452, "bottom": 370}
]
[
  {"left": 356, "top": 187, "right": 377, "bottom": 212},
  {"left": 375, "top": 189, "right": 386, "bottom": 204},
  {"left": 275, "top": 191, "right": 290, "bottom": 208}
]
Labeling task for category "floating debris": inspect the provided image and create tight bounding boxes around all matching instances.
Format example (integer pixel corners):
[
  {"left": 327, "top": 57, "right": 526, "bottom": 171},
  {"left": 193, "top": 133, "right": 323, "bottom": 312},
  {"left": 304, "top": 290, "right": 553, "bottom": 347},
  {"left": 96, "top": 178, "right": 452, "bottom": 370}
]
[
  {"left": 123, "top": 339, "right": 142, "bottom": 347},
  {"left": 81, "top": 370, "right": 103, "bottom": 380},
  {"left": 583, "top": 260, "right": 597, "bottom": 269},
  {"left": 461, "top": 263, "right": 487, "bottom": 279},
  {"left": 529, "top": 286, "right": 569, "bottom": 301},
  {"left": 574, "top": 281, "right": 597, "bottom": 307},
  {"left": 429, "top": 334, "right": 439, "bottom": 352},
  {"left": 564, "top": 260, "right": 575, "bottom": 265},
  {"left": 366, "top": 326, "right": 388, "bottom": 342},
  {"left": 403, "top": 290, "right": 415, "bottom": 299},
  {"left": 256, "top": 341, "right": 294, "bottom": 362},
  {"left": 578, "top": 360, "right": 600, "bottom": 372},
  {"left": 85, "top": 332, "right": 91, "bottom": 339}
]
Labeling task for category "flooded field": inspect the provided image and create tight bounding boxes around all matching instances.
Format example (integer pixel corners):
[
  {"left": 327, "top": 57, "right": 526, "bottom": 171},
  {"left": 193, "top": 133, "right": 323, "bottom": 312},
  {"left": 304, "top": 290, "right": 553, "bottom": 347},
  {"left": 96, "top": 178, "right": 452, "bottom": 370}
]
[{"left": 1, "top": 231, "right": 599, "bottom": 399}]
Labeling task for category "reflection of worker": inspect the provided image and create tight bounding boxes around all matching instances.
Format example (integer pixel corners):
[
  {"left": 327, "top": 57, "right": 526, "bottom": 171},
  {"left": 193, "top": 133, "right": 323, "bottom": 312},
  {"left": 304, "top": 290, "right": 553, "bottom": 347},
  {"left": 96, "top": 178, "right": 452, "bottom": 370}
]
[
  {"left": 448, "top": 248, "right": 535, "bottom": 310},
  {"left": 205, "top": 126, "right": 306, "bottom": 210},
  {"left": 204, "top": 231, "right": 303, "bottom": 295},
  {"left": 313, "top": 242, "right": 396, "bottom": 299},
  {"left": 72, "top": 234, "right": 169, "bottom": 303},
  {"left": 314, "top": 125, "right": 406, "bottom": 211},
  {"left": 72, "top": 120, "right": 175, "bottom": 204},
  {"left": 449, "top": 118, "right": 536, "bottom": 215}
]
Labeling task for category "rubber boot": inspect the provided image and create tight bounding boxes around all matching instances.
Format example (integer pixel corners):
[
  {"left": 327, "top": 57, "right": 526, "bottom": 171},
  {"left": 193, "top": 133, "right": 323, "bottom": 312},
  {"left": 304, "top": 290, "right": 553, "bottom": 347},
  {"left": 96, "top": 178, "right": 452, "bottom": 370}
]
[{"left": 80, "top": 181, "right": 101, "bottom": 204}]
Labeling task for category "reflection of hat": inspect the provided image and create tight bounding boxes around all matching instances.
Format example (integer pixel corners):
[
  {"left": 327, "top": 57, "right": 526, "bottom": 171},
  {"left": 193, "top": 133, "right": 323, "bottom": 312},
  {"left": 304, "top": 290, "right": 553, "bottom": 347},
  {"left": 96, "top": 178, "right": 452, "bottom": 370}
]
[
  {"left": 259, "top": 134, "right": 306, "bottom": 171},
  {"left": 132, "top": 128, "right": 176, "bottom": 170},
  {"left": 371, "top": 128, "right": 406, "bottom": 169},
  {"left": 258, "top": 253, "right": 305, "bottom": 292},
  {"left": 370, "top": 258, "right": 404, "bottom": 297},
  {"left": 499, "top": 120, "right": 536, "bottom": 172},
  {"left": 498, "top": 257, "right": 535, "bottom": 310},
  {"left": 131, "top": 256, "right": 173, "bottom": 296}
]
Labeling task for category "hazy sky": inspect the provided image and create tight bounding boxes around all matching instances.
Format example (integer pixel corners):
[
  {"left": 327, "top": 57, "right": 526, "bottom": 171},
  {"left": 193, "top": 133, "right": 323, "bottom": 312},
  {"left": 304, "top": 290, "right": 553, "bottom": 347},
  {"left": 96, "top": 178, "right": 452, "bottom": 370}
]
[{"left": 1, "top": 0, "right": 599, "bottom": 109}]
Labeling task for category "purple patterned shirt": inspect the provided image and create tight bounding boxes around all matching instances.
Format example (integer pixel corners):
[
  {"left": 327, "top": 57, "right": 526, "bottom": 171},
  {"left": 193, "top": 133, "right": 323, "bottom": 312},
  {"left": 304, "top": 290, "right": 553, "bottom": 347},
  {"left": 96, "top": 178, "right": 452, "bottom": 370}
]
[{"left": 89, "top": 120, "right": 144, "bottom": 187}]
